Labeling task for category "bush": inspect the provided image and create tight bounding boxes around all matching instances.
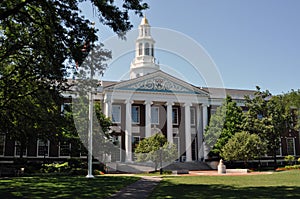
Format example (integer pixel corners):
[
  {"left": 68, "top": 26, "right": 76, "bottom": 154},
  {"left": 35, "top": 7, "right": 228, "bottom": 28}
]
[
  {"left": 285, "top": 165, "right": 300, "bottom": 170},
  {"left": 284, "top": 155, "right": 295, "bottom": 165},
  {"left": 162, "top": 170, "right": 172, "bottom": 175},
  {"left": 41, "top": 162, "right": 71, "bottom": 173}
]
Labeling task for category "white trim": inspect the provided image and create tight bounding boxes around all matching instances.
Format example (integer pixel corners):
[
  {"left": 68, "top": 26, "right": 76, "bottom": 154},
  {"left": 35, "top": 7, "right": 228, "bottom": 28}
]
[
  {"left": 14, "top": 141, "right": 27, "bottom": 157},
  {"left": 59, "top": 141, "right": 71, "bottom": 157},
  {"left": 286, "top": 137, "right": 296, "bottom": 156},
  {"left": 37, "top": 139, "right": 50, "bottom": 157},
  {"left": 79, "top": 144, "right": 87, "bottom": 158}
]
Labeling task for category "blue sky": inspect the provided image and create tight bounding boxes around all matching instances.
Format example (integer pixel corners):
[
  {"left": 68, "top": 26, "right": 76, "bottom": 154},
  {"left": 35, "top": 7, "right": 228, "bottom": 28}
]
[{"left": 81, "top": 0, "right": 300, "bottom": 94}]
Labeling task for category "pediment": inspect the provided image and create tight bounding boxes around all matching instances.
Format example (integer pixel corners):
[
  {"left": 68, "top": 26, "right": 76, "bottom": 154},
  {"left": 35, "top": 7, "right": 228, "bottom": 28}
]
[{"left": 105, "top": 71, "right": 208, "bottom": 96}]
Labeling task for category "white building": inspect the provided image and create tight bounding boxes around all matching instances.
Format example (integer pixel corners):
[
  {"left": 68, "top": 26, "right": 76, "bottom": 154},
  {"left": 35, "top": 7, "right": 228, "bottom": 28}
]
[{"left": 98, "top": 16, "right": 220, "bottom": 163}]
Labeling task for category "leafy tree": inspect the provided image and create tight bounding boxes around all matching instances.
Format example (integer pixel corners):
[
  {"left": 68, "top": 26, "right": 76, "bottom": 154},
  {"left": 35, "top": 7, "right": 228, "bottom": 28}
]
[
  {"left": 221, "top": 131, "right": 266, "bottom": 167},
  {"left": 69, "top": 97, "right": 114, "bottom": 161},
  {"left": 282, "top": 89, "right": 300, "bottom": 130},
  {"left": 204, "top": 96, "right": 243, "bottom": 157},
  {"left": 135, "top": 133, "right": 178, "bottom": 171},
  {"left": 0, "top": 0, "right": 148, "bottom": 144},
  {"left": 242, "top": 87, "right": 288, "bottom": 169}
]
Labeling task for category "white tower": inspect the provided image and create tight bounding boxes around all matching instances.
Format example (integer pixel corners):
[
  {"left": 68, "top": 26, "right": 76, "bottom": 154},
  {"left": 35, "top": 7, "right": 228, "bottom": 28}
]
[{"left": 130, "top": 16, "right": 159, "bottom": 79}]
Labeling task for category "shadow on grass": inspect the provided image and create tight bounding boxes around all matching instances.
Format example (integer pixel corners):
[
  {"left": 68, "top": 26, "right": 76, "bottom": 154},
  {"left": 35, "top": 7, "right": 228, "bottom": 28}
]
[
  {"left": 0, "top": 175, "right": 139, "bottom": 198},
  {"left": 150, "top": 181, "right": 300, "bottom": 199}
]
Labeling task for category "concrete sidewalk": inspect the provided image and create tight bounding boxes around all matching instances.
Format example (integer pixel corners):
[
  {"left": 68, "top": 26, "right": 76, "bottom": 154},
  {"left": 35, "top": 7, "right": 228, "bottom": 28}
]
[{"left": 108, "top": 176, "right": 162, "bottom": 199}]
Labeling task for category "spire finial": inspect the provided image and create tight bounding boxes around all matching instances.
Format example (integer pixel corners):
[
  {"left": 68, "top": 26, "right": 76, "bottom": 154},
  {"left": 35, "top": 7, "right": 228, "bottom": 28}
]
[{"left": 141, "top": 14, "right": 149, "bottom": 25}]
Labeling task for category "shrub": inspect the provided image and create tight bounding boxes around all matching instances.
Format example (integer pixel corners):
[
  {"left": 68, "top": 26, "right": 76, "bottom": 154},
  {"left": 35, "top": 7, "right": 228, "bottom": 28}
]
[
  {"left": 41, "top": 162, "right": 71, "bottom": 173},
  {"left": 285, "top": 165, "right": 300, "bottom": 170},
  {"left": 284, "top": 155, "right": 295, "bottom": 165}
]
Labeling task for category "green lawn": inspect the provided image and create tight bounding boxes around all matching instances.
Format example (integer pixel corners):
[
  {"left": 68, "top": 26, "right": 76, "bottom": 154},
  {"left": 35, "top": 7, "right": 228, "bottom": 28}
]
[
  {"left": 0, "top": 175, "right": 140, "bottom": 198},
  {"left": 149, "top": 170, "right": 300, "bottom": 199}
]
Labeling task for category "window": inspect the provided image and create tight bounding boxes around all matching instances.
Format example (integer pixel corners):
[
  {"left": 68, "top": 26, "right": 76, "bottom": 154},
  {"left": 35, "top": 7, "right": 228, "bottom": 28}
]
[
  {"left": 37, "top": 139, "right": 49, "bottom": 157},
  {"left": 138, "top": 43, "right": 142, "bottom": 56},
  {"left": 276, "top": 144, "right": 282, "bottom": 157},
  {"left": 151, "top": 107, "right": 159, "bottom": 124},
  {"left": 190, "top": 107, "right": 196, "bottom": 125},
  {"left": 172, "top": 108, "right": 178, "bottom": 125},
  {"left": 132, "top": 106, "right": 140, "bottom": 124},
  {"left": 145, "top": 43, "right": 150, "bottom": 55},
  {"left": 80, "top": 144, "right": 88, "bottom": 157},
  {"left": 0, "top": 135, "right": 5, "bottom": 156},
  {"left": 286, "top": 138, "right": 295, "bottom": 155},
  {"left": 15, "top": 141, "right": 27, "bottom": 157},
  {"left": 112, "top": 105, "right": 121, "bottom": 123},
  {"left": 59, "top": 141, "right": 71, "bottom": 157}
]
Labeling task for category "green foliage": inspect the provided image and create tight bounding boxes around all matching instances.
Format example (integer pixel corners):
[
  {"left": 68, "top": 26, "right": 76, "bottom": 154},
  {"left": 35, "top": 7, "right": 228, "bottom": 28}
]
[
  {"left": 285, "top": 165, "right": 300, "bottom": 170},
  {"left": 135, "top": 133, "right": 178, "bottom": 170},
  {"left": 0, "top": 0, "right": 147, "bottom": 151},
  {"left": 282, "top": 89, "right": 300, "bottom": 130},
  {"left": 221, "top": 131, "right": 266, "bottom": 163},
  {"left": 41, "top": 162, "right": 71, "bottom": 173},
  {"left": 284, "top": 155, "right": 295, "bottom": 165},
  {"left": 242, "top": 87, "right": 289, "bottom": 168},
  {"left": 0, "top": 175, "right": 140, "bottom": 198},
  {"left": 204, "top": 96, "right": 243, "bottom": 157}
]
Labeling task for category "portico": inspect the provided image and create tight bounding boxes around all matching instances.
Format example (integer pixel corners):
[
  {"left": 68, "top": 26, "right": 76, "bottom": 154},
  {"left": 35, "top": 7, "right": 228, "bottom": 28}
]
[{"left": 100, "top": 16, "right": 210, "bottom": 163}]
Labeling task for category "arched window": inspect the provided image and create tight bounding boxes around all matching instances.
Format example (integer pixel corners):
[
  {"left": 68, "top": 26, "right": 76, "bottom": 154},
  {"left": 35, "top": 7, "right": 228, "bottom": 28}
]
[
  {"left": 138, "top": 43, "right": 142, "bottom": 56},
  {"left": 145, "top": 43, "right": 150, "bottom": 56}
]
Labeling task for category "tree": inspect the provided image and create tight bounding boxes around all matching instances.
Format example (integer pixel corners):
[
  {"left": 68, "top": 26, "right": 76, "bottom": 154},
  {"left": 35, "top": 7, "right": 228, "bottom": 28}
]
[
  {"left": 221, "top": 131, "right": 266, "bottom": 167},
  {"left": 0, "top": 0, "right": 148, "bottom": 143},
  {"left": 204, "top": 96, "right": 243, "bottom": 157},
  {"left": 135, "top": 133, "right": 178, "bottom": 171},
  {"left": 242, "top": 87, "right": 288, "bottom": 169},
  {"left": 282, "top": 89, "right": 300, "bottom": 130}
]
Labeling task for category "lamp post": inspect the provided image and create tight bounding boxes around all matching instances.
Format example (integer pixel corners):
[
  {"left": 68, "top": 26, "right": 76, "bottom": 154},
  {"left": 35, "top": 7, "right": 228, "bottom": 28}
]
[
  {"left": 86, "top": 21, "right": 96, "bottom": 179},
  {"left": 86, "top": 90, "right": 94, "bottom": 178}
]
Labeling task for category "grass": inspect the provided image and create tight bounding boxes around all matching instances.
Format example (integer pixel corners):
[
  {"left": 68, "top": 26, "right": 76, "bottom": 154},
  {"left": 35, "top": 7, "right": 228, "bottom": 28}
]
[
  {"left": 0, "top": 175, "right": 140, "bottom": 198},
  {"left": 149, "top": 170, "right": 300, "bottom": 199},
  {"left": 2, "top": 171, "right": 300, "bottom": 198}
]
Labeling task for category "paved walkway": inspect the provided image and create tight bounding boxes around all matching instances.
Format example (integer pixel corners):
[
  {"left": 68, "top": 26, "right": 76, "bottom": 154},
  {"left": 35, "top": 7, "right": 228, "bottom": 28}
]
[{"left": 108, "top": 176, "right": 162, "bottom": 199}]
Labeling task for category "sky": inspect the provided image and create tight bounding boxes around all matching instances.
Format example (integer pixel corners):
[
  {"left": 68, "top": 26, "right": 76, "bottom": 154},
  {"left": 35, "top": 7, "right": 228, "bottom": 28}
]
[{"left": 81, "top": 0, "right": 300, "bottom": 95}]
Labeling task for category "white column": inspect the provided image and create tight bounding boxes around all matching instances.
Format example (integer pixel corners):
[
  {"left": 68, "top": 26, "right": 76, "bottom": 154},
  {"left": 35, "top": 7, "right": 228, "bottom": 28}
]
[
  {"left": 202, "top": 104, "right": 209, "bottom": 160},
  {"left": 166, "top": 102, "right": 173, "bottom": 144},
  {"left": 196, "top": 105, "right": 203, "bottom": 161},
  {"left": 184, "top": 102, "right": 192, "bottom": 162},
  {"left": 125, "top": 100, "right": 132, "bottom": 162},
  {"left": 104, "top": 100, "right": 112, "bottom": 118},
  {"left": 144, "top": 100, "right": 152, "bottom": 138}
]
